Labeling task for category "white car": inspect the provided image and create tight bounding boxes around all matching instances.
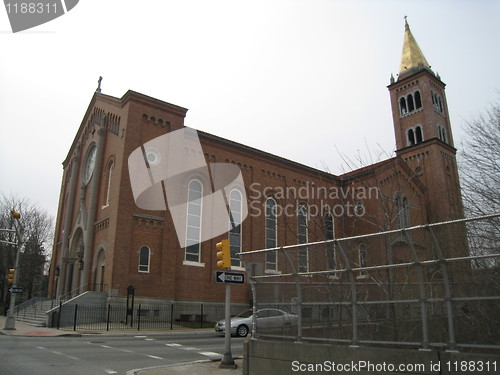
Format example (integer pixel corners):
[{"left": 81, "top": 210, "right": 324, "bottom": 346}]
[{"left": 215, "top": 308, "right": 297, "bottom": 337}]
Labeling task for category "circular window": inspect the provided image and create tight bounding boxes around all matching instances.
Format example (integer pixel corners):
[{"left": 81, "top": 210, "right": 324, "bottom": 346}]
[
  {"left": 145, "top": 147, "right": 161, "bottom": 166},
  {"left": 84, "top": 146, "right": 97, "bottom": 183}
]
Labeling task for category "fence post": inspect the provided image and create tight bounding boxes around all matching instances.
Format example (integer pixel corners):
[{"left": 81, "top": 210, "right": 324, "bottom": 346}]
[
  {"left": 170, "top": 304, "right": 174, "bottom": 330},
  {"left": 428, "top": 226, "right": 457, "bottom": 351},
  {"left": 137, "top": 304, "right": 141, "bottom": 331},
  {"left": 200, "top": 304, "right": 204, "bottom": 328},
  {"left": 57, "top": 301, "right": 62, "bottom": 329},
  {"left": 106, "top": 304, "right": 111, "bottom": 331},
  {"left": 281, "top": 247, "right": 302, "bottom": 342},
  {"left": 336, "top": 241, "right": 358, "bottom": 346},
  {"left": 73, "top": 304, "right": 78, "bottom": 331},
  {"left": 404, "top": 230, "right": 430, "bottom": 349}
]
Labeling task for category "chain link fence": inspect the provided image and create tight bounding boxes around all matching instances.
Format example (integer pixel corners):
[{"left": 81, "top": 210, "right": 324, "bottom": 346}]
[{"left": 241, "top": 214, "right": 499, "bottom": 352}]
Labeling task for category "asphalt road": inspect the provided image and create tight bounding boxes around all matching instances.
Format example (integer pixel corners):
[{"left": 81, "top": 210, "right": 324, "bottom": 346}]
[{"left": 0, "top": 332, "right": 245, "bottom": 375}]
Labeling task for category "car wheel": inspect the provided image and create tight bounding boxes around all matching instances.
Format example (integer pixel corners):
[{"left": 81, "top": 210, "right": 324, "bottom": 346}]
[{"left": 236, "top": 324, "right": 249, "bottom": 337}]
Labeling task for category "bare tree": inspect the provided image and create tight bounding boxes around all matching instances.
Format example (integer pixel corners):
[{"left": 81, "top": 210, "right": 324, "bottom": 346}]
[
  {"left": 459, "top": 101, "right": 500, "bottom": 264},
  {"left": 459, "top": 101, "right": 500, "bottom": 216},
  {"left": 0, "top": 195, "right": 54, "bottom": 309}
]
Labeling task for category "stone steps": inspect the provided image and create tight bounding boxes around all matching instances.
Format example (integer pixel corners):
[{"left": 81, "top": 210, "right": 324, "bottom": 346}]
[{"left": 15, "top": 300, "right": 55, "bottom": 327}]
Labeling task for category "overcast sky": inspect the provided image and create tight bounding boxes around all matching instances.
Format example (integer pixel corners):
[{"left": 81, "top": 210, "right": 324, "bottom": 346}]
[{"left": 0, "top": 0, "right": 499, "bottom": 220}]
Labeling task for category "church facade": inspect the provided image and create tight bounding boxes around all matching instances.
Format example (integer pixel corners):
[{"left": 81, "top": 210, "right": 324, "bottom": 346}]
[{"left": 47, "top": 21, "right": 464, "bottom": 305}]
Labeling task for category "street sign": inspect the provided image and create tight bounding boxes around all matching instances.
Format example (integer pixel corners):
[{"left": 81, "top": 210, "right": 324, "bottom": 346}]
[
  {"left": 215, "top": 271, "right": 245, "bottom": 285},
  {"left": 8, "top": 287, "right": 23, "bottom": 294}
]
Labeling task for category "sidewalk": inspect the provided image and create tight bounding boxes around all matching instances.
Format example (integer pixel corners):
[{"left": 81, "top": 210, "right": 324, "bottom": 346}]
[
  {"left": 0, "top": 315, "right": 80, "bottom": 337},
  {"left": 131, "top": 359, "right": 243, "bottom": 375}
]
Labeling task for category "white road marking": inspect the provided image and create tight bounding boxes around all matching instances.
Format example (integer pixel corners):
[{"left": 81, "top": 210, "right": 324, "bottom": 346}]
[
  {"left": 104, "top": 369, "right": 118, "bottom": 374},
  {"left": 199, "top": 351, "right": 222, "bottom": 360},
  {"left": 147, "top": 355, "right": 164, "bottom": 360},
  {"left": 165, "top": 343, "right": 182, "bottom": 347},
  {"left": 144, "top": 338, "right": 155, "bottom": 341},
  {"left": 182, "top": 346, "right": 199, "bottom": 351},
  {"left": 134, "top": 335, "right": 147, "bottom": 338}
]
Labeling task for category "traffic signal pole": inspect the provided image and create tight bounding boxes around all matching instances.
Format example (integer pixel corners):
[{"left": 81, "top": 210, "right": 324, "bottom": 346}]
[
  {"left": 220, "top": 282, "right": 236, "bottom": 368},
  {"left": 216, "top": 239, "right": 236, "bottom": 369},
  {"left": 3, "top": 211, "right": 23, "bottom": 330}
]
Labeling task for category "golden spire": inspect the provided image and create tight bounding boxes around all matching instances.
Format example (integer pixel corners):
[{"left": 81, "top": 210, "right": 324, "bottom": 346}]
[{"left": 399, "top": 17, "right": 430, "bottom": 73}]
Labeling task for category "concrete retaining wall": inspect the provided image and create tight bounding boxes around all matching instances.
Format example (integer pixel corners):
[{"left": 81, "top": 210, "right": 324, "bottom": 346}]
[{"left": 242, "top": 339, "right": 499, "bottom": 375}]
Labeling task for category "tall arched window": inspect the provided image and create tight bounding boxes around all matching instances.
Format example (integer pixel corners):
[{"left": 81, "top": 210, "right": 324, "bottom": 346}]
[
  {"left": 408, "top": 128, "right": 415, "bottom": 146},
  {"left": 297, "top": 204, "right": 308, "bottom": 272},
  {"left": 138, "top": 246, "right": 151, "bottom": 273},
  {"left": 407, "top": 93, "right": 415, "bottom": 112},
  {"left": 394, "top": 194, "right": 410, "bottom": 229},
  {"left": 414, "top": 90, "right": 422, "bottom": 109},
  {"left": 104, "top": 160, "right": 114, "bottom": 207},
  {"left": 438, "top": 125, "right": 448, "bottom": 144},
  {"left": 229, "top": 189, "right": 243, "bottom": 267},
  {"left": 185, "top": 179, "right": 203, "bottom": 263},
  {"left": 415, "top": 126, "right": 423, "bottom": 143},
  {"left": 265, "top": 198, "right": 278, "bottom": 271},
  {"left": 399, "top": 97, "right": 407, "bottom": 115}
]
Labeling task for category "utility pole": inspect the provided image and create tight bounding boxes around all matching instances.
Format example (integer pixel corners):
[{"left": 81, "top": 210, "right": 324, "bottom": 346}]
[{"left": 2, "top": 210, "right": 23, "bottom": 330}]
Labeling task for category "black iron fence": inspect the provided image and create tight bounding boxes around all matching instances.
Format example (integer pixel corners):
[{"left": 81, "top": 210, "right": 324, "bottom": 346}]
[{"left": 51, "top": 302, "right": 248, "bottom": 331}]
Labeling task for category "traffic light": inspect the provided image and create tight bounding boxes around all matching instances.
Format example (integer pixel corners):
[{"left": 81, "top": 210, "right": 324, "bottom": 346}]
[
  {"left": 11, "top": 210, "right": 21, "bottom": 220},
  {"left": 216, "top": 239, "right": 231, "bottom": 269},
  {"left": 7, "top": 268, "right": 15, "bottom": 284}
]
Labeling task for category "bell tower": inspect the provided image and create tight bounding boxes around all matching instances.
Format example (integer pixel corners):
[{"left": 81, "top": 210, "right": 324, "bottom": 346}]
[{"left": 388, "top": 18, "right": 464, "bottom": 223}]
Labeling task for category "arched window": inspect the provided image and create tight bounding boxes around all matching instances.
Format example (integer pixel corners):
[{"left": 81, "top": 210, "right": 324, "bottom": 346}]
[
  {"left": 438, "top": 96, "right": 443, "bottom": 113},
  {"left": 408, "top": 128, "right": 415, "bottom": 146},
  {"left": 185, "top": 179, "right": 203, "bottom": 263},
  {"left": 229, "top": 189, "right": 243, "bottom": 267},
  {"left": 399, "top": 97, "right": 407, "bottom": 115},
  {"left": 407, "top": 94, "right": 415, "bottom": 112},
  {"left": 414, "top": 90, "right": 422, "bottom": 109},
  {"left": 297, "top": 204, "right": 308, "bottom": 272},
  {"left": 138, "top": 246, "right": 150, "bottom": 273},
  {"left": 265, "top": 198, "right": 278, "bottom": 271},
  {"left": 438, "top": 125, "right": 448, "bottom": 144},
  {"left": 104, "top": 160, "right": 114, "bottom": 207},
  {"left": 325, "top": 214, "right": 335, "bottom": 270},
  {"left": 415, "top": 126, "right": 423, "bottom": 143},
  {"left": 395, "top": 194, "right": 410, "bottom": 229},
  {"left": 358, "top": 243, "right": 368, "bottom": 277}
]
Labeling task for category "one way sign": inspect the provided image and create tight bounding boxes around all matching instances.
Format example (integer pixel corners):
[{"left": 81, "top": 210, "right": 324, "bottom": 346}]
[{"left": 215, "top": 271, "right": 245, "bottom": 285}]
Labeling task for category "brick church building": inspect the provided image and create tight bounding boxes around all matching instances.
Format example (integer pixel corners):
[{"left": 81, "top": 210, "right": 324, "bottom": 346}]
[{"left": 47, "top": 20, "right": 464, "bottom": 306}]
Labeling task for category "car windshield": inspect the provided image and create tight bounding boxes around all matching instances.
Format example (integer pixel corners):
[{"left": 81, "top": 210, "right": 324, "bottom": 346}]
[{"left": 235, "top": 309, "right": 253, "bottom": 318}]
